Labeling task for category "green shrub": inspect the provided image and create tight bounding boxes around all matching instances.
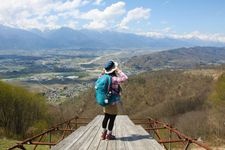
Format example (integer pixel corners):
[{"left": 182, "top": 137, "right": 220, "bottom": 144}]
[
  {"left": 25, "top": 120, "right": 48, "bottom": 137},
  {"left": 215, "top": 73, "right": 225, "bottom": 100}
]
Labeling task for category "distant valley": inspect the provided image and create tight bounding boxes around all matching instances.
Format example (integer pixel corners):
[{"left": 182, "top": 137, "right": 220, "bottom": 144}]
[
  {"left": 1, "top": 46, "right": 225, "bottom": 102},
  {"left": 0, "top": 49, "right": 136, "bottom": 101}
]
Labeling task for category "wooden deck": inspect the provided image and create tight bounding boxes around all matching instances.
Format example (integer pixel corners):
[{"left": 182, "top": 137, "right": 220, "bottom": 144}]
[{"left": 51, "top": 115, "right": 164, "bottom": 150}]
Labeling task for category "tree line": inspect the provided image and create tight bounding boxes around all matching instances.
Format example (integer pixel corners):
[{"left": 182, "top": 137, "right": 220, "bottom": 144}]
[{"left": 0, "top": 81, "right": 48, "bottom": 138}]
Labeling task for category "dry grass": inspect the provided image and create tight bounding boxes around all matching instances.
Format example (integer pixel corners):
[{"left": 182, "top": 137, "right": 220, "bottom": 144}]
[
  {"left": 184, "top": 69, "right": 224, "bottom": 80},
  {"left": 0, "top": 138, "right": 49, "bottom": 150}
]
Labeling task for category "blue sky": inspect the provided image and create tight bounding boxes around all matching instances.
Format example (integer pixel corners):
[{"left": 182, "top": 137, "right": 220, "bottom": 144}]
[{"left": 0, "top": 0, "right": 224, "bottom": 42}]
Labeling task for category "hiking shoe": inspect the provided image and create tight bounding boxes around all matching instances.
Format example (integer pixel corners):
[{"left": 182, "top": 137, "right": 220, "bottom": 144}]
[
  {"left": 106, "top": 134, "right": 116, "bottom": 140},
  {"left": 101, "top": 131, "right": 107, "bottom": 140}
]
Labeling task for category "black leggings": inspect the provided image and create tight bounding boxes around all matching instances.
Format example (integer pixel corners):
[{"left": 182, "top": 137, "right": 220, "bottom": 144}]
[{"left": 102, "top": 113, "right": 117, "bottom": 131}]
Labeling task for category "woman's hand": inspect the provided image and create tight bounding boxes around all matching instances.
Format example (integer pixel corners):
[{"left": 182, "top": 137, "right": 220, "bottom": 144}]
[
  {"left": 101, "top": 69, "right": 105, "bottom": 75},
  {"left": 116, "top": 67, "right": 122, "bottom": 73}
]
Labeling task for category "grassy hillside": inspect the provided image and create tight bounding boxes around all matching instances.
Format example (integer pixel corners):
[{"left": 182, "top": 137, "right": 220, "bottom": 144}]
[
  {"left": 60, "top": 69, "right": 225, "bottom": 144},
  {"left": 126, "top": 46, "right": 225, "bottom": 70}
]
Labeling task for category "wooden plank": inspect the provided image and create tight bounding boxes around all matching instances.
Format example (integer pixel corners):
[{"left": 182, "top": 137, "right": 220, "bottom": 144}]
[
  {"left": 51, "top": 126, "right": 86, "bottom": 150},
  {"left": 87, "top": 124, "right": 102, "bottom": 150},
  {"left": 68, "top": 115, "right": 103, "bottom": 149},
  {"left": 78, "top": 125, "right": 101, "bottom": 150},
  {"left": 52, "top": 115, "right": 102, "bottom": 150},
  {"left": 118, "top": 115, "right": 136, "bottom": 126},
  {"left": 118, "top": 116, "right": 164, "bottom": 150},
  {"left": 97, "top": 139, "right": 108, "bottom": 150},
  {"left": 120, "top": 116, "right": 139, "bottom": 150},
  {"left": 115, "top": 116, "right": 126, "bottom": 150},
  {"left": 107, "top": 117, "right": 117, "bottom": 150},
  {"left": 114, "top": 115, "right": 140, "bottom": 150},
  {"left": 135, "top": 125, "right": 164, "bottom": 150},
  {"left": 128, "top": 116, "right": 164, "bottom": 149},
  {"left": 118, "top": 115, "right": 144, "bottom": 150}
]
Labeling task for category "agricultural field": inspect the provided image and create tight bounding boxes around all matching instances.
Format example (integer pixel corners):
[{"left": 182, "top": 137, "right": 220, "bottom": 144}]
[{"left": 0, "top": 49, "right": 138, "bottom": 102}]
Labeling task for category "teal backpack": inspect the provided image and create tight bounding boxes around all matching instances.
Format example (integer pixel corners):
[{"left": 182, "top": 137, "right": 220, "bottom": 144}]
[{"left": 95, "top": 74, "right": 120, "bottom": 106}]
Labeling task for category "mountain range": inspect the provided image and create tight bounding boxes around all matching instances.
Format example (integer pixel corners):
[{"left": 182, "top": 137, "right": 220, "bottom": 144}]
[{"left": 0, "top": 25, "right": 225, "bottom": 50}]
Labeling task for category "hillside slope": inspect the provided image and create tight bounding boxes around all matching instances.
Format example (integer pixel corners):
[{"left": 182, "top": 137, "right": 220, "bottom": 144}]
[
  {"left": 126, "top": 46, "right": 225, "bottom": 70},
  {"left": 0, "top": 81, "right": 51, "bottom": 138}
]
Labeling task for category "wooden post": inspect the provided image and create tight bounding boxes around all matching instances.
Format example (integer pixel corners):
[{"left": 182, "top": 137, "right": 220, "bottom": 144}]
[
  {"left": 169, "top": 129, "right": 172, "bottom": 150},
  {"left": 49, "top": 132, "right": 52, "bottom": 149}
]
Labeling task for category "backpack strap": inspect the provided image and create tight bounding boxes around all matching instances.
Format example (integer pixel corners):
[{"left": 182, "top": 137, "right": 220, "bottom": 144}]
[
  {"left": 106, "top": 74, "right": 112, "bottom": 93},
  {"left": 105, "top": 74, "right": 120, "bottom": 95}
]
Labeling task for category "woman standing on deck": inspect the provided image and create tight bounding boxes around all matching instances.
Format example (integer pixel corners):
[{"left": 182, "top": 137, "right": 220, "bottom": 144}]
[{"left": 100, "top": 60, "right": 128, "bottom": 140}]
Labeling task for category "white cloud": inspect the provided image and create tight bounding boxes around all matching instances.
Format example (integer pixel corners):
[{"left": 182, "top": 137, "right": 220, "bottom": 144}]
[
  {"left": 119, "top": 7, "right": 151, "bottom": 29},
  {"left": 94, "top": 0, "right": 103, "bottom": 5},
  {"left": 83, "top": 20, "right": 107, "bottom": 30},
  {"left": 169, "top": 31, "right": 225, "bottom": 43},
  {"left": 52, "top": 0, "right": 83, "bottom": 12},
  {"left": 67, "top": 21, "right": 78, "bottom": 29},
  {"left": 82, "top": 1, "right": 125, "bottom": 29},
  {"left": 0, "top": 0, "right": 127, "bottom": 30},
  {"left": 139, "top": 30, "right": 225, "bottom": 43},
  {"left": 82, "top": 1, "right": 125, "bottom": 20},
  {"left": 138, "top": 31, "right": 164, "bottom": 38},
  {"left": 0, "top": 0, "right": 152, "bottom": 32},
  {"left": 0, "top": 0, "right": 85, "bottom": 30}
]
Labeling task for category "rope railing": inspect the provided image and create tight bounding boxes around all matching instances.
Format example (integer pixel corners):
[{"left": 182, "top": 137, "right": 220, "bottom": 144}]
[{"left": 131, "top": 117, "right": 211, "bottom": 150}]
